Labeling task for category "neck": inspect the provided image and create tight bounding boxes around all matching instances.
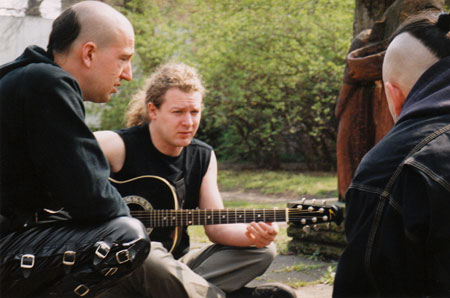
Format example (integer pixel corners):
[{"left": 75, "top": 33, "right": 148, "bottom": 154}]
[
  {"left": 148, "top": 123, "right": 183, "bottom": 157},
  {"left": 54, "top": 53, "right": 85, "bottom": 100}
]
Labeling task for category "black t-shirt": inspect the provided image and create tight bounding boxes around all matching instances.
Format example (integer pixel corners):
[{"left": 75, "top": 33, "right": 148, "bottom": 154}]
[{"left": 111, "top": 124, "right": 212, "bottom": 258}]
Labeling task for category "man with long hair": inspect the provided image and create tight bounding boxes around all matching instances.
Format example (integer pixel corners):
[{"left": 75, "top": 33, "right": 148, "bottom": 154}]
[{"left": 95, "top": 63, "right": 296, "bottom": 298}]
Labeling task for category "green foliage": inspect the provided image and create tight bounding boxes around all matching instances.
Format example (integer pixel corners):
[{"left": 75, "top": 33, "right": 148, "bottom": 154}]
[
  {"left": 96, "top": 0, "right": 354, "bottom": 169},
  {"left": 100, "top": 77, "right": 145, "bottom": 131}
]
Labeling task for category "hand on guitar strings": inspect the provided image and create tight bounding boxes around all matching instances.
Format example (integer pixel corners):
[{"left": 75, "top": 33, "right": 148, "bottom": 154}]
[{"left": 245, "top": 222, "right": 279, "bottom": 248}]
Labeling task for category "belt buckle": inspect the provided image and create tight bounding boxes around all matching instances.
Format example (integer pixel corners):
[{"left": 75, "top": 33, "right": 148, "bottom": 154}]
[
  {"left": 116, "top": 249, "right": 130, "bottom": 264},
  {"left": 63, "top": 251, "right": 76, "bottom": 266},
  {"left": 95, "top": 242, "right": 110, "bottom": 259},
  {"left": 20, "top": 254, "right": 35, "bottom": 269},
  {"left": 74, "top": 284, "right": 90, "bottom": 296}
]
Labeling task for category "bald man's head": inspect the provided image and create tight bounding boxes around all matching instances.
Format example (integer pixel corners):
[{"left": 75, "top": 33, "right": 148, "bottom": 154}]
[
  {"left": 383, "top": 32, "right": 438, "bottom": 97},
  {"left": 47, "top": 1, "right": 133, "bottom": 56},
  {"left": 382, "top": 11, "right": 450, "bottom": 122},
  {"left": 48, "top": 1, "right": 135, "bottom": 103}
]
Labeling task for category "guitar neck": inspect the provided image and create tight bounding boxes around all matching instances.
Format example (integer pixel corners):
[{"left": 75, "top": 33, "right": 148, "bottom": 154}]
[
  {"left": 130, "top": 206, "right": 335, "bottom": 228},
  {"left": 131, "top": 208, "right": 290, "bottom": 227}
]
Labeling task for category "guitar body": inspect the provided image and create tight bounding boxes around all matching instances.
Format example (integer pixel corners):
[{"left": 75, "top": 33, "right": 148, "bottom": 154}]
[{"left": 109, "top": 176, "right": 182, "bottom": 253}]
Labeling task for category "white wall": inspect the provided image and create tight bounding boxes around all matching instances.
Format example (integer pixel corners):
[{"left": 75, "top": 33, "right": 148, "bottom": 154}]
[{"left": 0, "top": 15, "right": 53, "bottom": 65}]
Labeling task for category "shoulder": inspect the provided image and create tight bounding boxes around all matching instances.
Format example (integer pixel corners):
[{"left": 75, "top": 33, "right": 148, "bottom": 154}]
[
  {"left": 94, "top": 130, "right": 126, "bottom": 173},
  {"left": 189, "top": 138, "right": 213, "bottom": 152},
  {"left": 25, "top": 63, "right": 77, "bottom": 88},
  {"left": 405, "top": 124, "right": 450, "bottom": 187},
  {"left": 115, "top": 125, "right": 146, "bottom": 138},
  {"left": 23, "top": 63, "right": 82, "bottom": 107}
]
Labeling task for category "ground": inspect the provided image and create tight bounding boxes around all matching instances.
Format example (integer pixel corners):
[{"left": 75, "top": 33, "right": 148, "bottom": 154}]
[
  {"left": 247, "top": 252, "right": 334, "bottom": 297},
  {"left": 194, "top": 190, "right": 337, "bottom": 297}
]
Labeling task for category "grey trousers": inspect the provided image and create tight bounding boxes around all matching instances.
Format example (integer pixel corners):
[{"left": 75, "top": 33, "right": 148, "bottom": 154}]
[{"left": 99, "top": 241, "right": 277, "bottom": 298}]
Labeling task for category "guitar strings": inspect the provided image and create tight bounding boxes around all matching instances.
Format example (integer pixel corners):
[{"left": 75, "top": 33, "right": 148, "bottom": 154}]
[{"left": 130, "top": 208, "right": 331, "bottom": 227}]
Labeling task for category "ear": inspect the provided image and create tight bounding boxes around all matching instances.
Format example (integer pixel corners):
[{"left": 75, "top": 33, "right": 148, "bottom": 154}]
[
  {"left": 147, "top": 102, "right": 158, "bottom": 121},
  {"left": 80, "top": 42, "right": 96, "bottom": 68},
  {"left": 385, "top": 81, "right": 406, "bottom": 117}
]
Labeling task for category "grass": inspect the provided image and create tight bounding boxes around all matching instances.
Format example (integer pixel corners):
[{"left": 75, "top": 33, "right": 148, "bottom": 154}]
[
  {"left": 218, "top": 170, "right": 337, "bottom": 198},
  {"left": 275, "top": 263, "right": 328, "bottom": 273}
]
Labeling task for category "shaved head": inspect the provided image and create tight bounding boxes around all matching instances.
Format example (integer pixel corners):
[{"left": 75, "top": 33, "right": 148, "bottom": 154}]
[
  {"left": 383, "top": 32, "right": 438, "bottom": 96},
  {"left": 71, "top": 1, "right": 134, "bottom": 50},
  {"left": 50, "top": 1, "right": 135, "bottom": 103},
  {"left": 382, "top": 32, "right": 439, "bottom": 122},
  {"left": 48, "top": 1, "right": 134, "bottom": 56}
]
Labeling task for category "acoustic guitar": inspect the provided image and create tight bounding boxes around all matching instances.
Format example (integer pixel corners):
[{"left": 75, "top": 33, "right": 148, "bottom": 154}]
[{"left": 109, "top": 175, "right": 343, "bottom": 253}]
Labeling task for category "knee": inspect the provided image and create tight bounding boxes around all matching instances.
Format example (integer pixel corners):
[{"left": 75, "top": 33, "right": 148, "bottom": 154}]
[
  {"left": 258, "top": 242, "right": 277, "bottom": 268},
  {"left": 142, "top": 243, "right": 176, "bottom": 277},
  {"left": 139, "top": 242, "right": 187, "bottom": 283},
  {"left": 96, "top": 217, "right": 151, "bottom": 273},
  {"left": 108, "top": 216, "right": 150, "bottom": 244}
]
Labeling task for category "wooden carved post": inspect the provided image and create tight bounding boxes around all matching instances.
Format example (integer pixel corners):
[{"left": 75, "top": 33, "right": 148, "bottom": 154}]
[{"left": 336, "top": 0, "right": 444, "bottom": 200}]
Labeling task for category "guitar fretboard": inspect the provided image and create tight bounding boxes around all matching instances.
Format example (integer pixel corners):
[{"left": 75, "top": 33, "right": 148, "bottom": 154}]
[{"left": 130, "top": 208, "right": 330, "bottom": 227}]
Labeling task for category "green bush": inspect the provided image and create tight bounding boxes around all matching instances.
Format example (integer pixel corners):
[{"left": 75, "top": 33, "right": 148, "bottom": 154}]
[{"left": 94, "top": 0, "right": 354, "bottom": 169}]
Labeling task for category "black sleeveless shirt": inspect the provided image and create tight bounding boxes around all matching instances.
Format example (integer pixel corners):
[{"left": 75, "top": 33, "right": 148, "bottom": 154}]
[{"left": 111, "top": 125, "right": 212, "bottom": 257}]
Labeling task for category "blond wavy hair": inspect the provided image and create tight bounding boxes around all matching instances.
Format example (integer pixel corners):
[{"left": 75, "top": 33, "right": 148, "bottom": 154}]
[{"left": 126, "top": 63, "right": 205, "bottom": 127}]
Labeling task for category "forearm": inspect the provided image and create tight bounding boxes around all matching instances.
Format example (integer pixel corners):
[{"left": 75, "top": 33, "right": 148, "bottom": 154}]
[
  {"left": 206, "top": 224, "right": 254, "bottom": 247},
  {"left": 205, "top": 221, "right": 278, "bottom": 248}
]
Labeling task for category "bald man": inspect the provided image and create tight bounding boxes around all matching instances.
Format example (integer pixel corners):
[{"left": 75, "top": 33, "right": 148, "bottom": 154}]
[
  {"left": 0, "top": 2, "right": 149, "bottom": 297},
  {"left": 333, "top": 11, "right": 450, "bottom": 297}
]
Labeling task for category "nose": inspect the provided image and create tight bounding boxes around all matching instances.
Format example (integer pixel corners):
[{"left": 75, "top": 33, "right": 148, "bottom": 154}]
[
  {"left": 181, "top": 113, "right": 193, "bottom": 126},
  {"left": 121, "top": 61, "right": 133, "bottom": 81}
]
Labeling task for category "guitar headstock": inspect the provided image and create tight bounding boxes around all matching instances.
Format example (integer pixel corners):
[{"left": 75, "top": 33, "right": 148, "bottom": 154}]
[{"left": 289, "top": 198, "right": 343, "bottom": 232}]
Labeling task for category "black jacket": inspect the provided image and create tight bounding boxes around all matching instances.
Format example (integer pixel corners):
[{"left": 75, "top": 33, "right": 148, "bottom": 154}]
[
  {"left": 0, "top": 46, "right": 129, "bottom": 233},
  {"left": 334, "top": 56, "right": 450, "bottom": 297}
]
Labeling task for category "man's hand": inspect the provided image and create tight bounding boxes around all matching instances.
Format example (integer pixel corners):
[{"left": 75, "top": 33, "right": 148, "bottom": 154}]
[{"left": 245, "top": 222, "right": 279, "bottom": 248}]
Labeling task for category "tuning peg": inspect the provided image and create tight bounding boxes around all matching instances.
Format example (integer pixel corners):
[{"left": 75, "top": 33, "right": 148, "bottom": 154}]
[
  {"left": 319, "top": 207, "right": 325, "bottom": 213},
  {"left": 300, "top": 197, "right": 306, "bottom": 204},
  {"left": 312, "top": 217, "right": 317, "bottom": 223},
  {"left": 302, "top": 225, "right": 311, "bottom": 233},
  {"left": 322, "top": 200, "right": 327, "bottom": 206},
  {"left": 312, "top": 198, "right": 316, "bottom": 205},
  {"left": 297, "top": 205, "right": 303, "bottom": 210},
  {"left": 301, "top": 219, "right": 306, "bottom": 225},
  {"left": 308, "top": 206, "right": 314, "bottom": 212},
  {"left": 313, "top": 224, "right": 320, "bottom": 231},
  {"left": 322, "top": 215, "right": 328, "bottom": 222}
]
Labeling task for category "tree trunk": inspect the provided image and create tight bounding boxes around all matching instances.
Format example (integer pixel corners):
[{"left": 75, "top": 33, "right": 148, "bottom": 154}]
[
  {"left": 25, "top": 0, "right": 43, "bottom": 17},
  {"left": 353, "top": 0, "right": 396, "bottom": 37}
]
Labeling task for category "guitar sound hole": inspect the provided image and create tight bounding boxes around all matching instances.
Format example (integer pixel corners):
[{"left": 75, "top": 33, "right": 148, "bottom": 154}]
[{"left": 128, "top": 203, "right": 145, "bottom": 212}]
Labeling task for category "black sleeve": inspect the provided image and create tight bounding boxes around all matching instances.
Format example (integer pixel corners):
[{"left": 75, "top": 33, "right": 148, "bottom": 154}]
[
  {"left": 401, "top": 167, "right": 450, "bottom": 295},
  {"left": 22, "top": 65, "right": 129, "bottom": 223}
]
